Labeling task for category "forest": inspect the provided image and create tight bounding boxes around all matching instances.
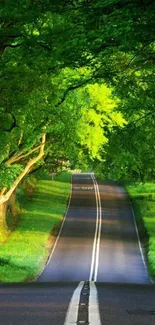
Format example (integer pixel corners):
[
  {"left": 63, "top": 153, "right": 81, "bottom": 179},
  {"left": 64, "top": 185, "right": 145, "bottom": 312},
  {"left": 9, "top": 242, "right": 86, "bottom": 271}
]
[{"left": 0, "top": 0, "right": 155, "bottom": 235}]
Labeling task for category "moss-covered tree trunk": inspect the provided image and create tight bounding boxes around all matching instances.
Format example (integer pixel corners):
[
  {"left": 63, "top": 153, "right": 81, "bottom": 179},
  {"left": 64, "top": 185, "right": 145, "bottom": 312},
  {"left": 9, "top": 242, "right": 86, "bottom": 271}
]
[
  {"left": 0, "top": 134, "right": 46, "bottom": 238},
  {"left": 0, "top": 202, "right": 7, "bottom": 231},
  {"left": 8, "top": 191, "right": 18, "bottom": 217}
]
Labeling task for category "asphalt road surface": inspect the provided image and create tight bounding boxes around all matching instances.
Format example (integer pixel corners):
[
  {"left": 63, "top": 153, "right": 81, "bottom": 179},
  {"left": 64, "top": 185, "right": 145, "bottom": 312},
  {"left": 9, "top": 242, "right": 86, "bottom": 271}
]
[
  {"left": 0, "top": 282, "right": 155, "bottom": 325},
  {"left": 38, "top": 173, "right": 150, "bottom": 283},
  {"left": 0, "top": 173, "right": 154, "bottom": 325}
]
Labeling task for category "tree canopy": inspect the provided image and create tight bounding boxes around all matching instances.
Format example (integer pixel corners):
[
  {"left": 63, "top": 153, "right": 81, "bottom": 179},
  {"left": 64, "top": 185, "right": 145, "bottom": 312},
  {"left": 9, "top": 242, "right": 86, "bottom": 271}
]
[{"left": 0, "top": 0, "right": 155, "bottom": 231}]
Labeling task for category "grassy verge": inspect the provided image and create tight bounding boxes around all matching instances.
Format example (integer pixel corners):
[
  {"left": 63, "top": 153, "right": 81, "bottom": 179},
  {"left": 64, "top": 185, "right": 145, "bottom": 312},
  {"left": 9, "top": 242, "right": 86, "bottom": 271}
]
[
  {"left": 124, "top": 181, "right": 155, "bottom": 280},
  {"left": 0, "top": 171, "right": 72, "bottom": 282}
]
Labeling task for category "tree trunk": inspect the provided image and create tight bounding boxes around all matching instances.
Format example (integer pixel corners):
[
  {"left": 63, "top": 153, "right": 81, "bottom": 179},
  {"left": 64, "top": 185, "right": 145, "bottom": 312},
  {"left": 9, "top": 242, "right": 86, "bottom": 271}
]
[
  {"left": 0, "top": 202, "right": 7, "bottom": 231},
  {"left": 0, "top": 134, "right": 46, "bottom": 206},
  {"left": 8, "top": 190, "right": 18, "bottom": 217},
  {"left": 0, "top": 134, "right": 46, "bottom": 236}
]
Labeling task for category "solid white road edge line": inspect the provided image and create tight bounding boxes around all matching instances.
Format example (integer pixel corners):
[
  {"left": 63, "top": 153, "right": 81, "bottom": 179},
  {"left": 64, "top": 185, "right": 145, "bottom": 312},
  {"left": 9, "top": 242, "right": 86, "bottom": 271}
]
[
  {"left": 36, "top": 174, "right": 73, "bottom": 280},
  {"left": 89, "top": 174, "right": 99, "bottom": 281},
  {"left": 47, "top": 174, "right": 73, "bottom": 265},
  {"left": 89, "top": 281, "right": 102, "bottom": 325},
  {"left": 64, "top": 281, "right": 84, "bottom": 325},
  {"left": 131, "top": 205, "right": 154, "bottom": 284}
]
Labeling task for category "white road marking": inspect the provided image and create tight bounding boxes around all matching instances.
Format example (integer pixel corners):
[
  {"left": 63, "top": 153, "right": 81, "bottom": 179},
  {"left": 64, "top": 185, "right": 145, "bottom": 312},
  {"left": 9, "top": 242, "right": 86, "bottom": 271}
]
[
  {"left": 37, "top": 175, "right": 73, "bottom": 279},
  {"left": 47, "top": 175, "right": 73, "bottom": 265},
  {"left": 131, "top": 205, "right": 154, "bottom": 284},
  {"left": 131, "top": 206, "right": 147, "bottom": 269},
  {"left": 64, "top": 281, "right": 101, "bottom": 325},
  {"left": 123, "top": 187, "right": 153, "bottom": 284},
  {"left": 64, "top": 281, "right": 84, "bottom": 325},
  {"left": 73, "top": 187, "right": 94, "bottom": 190},
  {"left": 89, "top": 176, "right": 99, "bottom": 281},
  {"left": 64, "top": 173, "right": 102, "bottom": 325},
  {"left": 89, "top": 282, "right": 102, "bottom": 325},
  {"left": 89, "top": 173, "right": 102, "bottom": 282},
  {"left": 93, "top": 177, "right": 102, "bottom": 282}
]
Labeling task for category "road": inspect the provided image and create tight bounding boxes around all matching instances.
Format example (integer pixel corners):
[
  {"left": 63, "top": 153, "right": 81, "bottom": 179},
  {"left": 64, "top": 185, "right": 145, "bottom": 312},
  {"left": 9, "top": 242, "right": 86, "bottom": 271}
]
[
  {"left": 38, "top": 173, "right": 149, "bottom": 283},
  {"left": 0, "top": 173, "right": 154, "bottom": 325},
  {"left": 0, "top": 282, "right": 154, "bottom": 325}
]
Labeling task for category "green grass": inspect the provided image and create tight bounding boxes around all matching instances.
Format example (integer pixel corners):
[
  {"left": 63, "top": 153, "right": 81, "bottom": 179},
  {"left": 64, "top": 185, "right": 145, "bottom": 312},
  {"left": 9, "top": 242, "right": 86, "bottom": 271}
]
[
  {"left": 124, "top": 181, "right": 155, "bottom": 280},
  {"left": 0, "top": 171, "right": 72, "bottom": 282}
]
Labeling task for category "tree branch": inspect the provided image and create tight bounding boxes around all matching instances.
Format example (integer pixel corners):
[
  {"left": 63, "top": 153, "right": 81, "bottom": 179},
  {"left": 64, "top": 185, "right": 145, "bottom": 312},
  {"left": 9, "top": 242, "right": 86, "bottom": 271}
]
[
  {"left": 127, "top": 110, "right": 155, "bottom": 128},
  {"left": 6, "top": 144, "right": 42, "bottom": 165},
  {"left": 117, "top": 109, "right": 155, "bottom": 136},
  {"left": 0, "top": 134, "right": 46, "bottom": 205},
  {"left": 4, "top": 43, "right": 24, "bottom": 48},
  {"left": 37, "top": 42, "right": 52, "bottom": 51},
  {"left": 0, "top": 188, "right": 6, "bottom": 196},
  {"left": 120, "top": 41, "right": 155, "bottom": 74},
  {"left": 55, "top": 76, "right": 97, "bottom": 107}
]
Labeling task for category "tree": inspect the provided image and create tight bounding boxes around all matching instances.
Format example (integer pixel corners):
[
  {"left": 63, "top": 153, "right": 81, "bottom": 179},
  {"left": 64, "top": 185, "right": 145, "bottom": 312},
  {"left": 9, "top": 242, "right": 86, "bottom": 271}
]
[{"left": 0, "top": 0, "right": 155, "bottom": 237}]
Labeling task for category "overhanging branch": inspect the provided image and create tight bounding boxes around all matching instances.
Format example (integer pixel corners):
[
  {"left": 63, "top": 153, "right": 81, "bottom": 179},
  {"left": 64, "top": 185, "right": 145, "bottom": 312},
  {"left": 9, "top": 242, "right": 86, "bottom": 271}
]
[
  {"left": 0, "top": 134, "right": 46, "bottom": 205},
  {"left": 6, "top": 144, "right": 42, "bottom": 165}
]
